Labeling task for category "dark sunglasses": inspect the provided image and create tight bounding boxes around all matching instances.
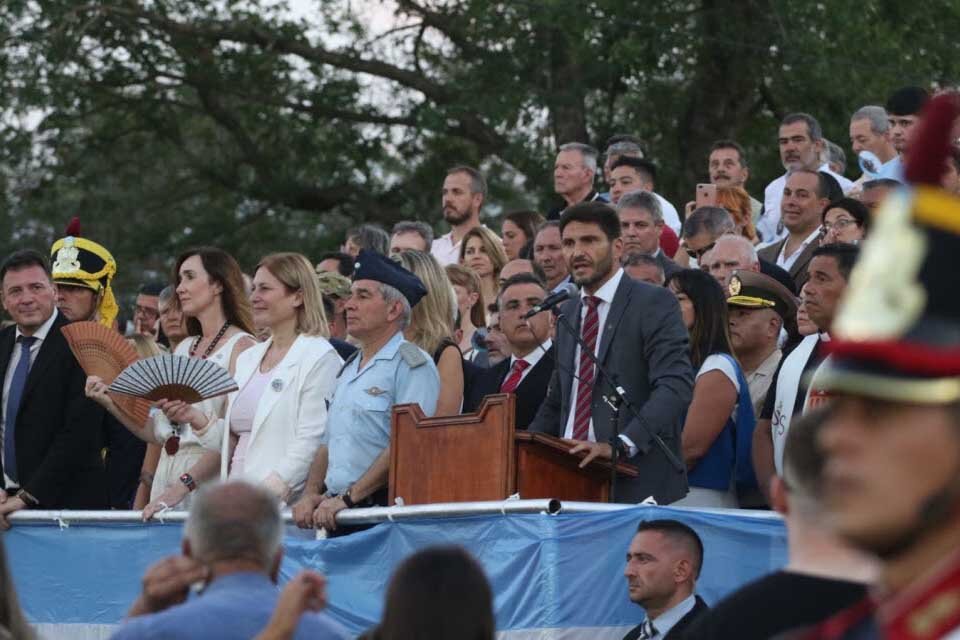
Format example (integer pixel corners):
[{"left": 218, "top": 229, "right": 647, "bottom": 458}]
[{"left": 684, "top": 242, "right": 716, "bottom": 260}]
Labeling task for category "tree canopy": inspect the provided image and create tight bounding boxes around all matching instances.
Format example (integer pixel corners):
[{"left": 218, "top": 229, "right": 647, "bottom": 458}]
[{"left": 1, "top": 0, "right": 957, "bottom": 297}]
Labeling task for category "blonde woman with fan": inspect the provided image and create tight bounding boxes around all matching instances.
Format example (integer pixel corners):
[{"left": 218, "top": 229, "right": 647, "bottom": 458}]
[
  {"left": 172, "top": 252, "right": 344, "bottom": 505},
  {"left": 88, "top": 247, "right": 256, "bottom": 516}
]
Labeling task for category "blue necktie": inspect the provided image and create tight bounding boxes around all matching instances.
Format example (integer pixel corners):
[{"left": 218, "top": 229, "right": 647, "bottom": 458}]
[{"left": 5, "top": 336, "right": 36, "bottom": 483}]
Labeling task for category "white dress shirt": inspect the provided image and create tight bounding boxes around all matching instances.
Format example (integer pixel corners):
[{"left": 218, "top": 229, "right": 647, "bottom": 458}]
[
  {"left": 508, "top": 339, "right": 552, "bottom": 387},
  {"left": 776, "top": 227, "right": 822, "bottom": 272},
  {"left": 430, "top": 231, "right": 463, "bottom": 267},
  {"left": 759, "top": 163, "right": 853, "bottom": 243},
  {"left": 562, "top": 269, "right": 636, "bottom": 456},
  {"left": 2, "top": 309, "right": 58, "bottom": 489}
]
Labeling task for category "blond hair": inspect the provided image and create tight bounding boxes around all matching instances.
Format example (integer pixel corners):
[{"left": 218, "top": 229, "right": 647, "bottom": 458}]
[
  {"left": 128, "top": 334, "right": 164, "bottom": 359},
  {"left": 445, "top": 263, "right": 486, "bottom": 328},
  {"left": 395, "top": 250, "right": 455, "bottom": 355},
  {"left": 255, "top": 253, "right": 329, "bottom": 337}
]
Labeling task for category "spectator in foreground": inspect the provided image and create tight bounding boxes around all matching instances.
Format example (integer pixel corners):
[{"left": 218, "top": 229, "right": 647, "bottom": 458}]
[
  {"left": 0, "top": 537, "right": 34, "bottom": 639},
  {"left": 258, "top": 546, "right": 494, "bottom": 640},
  {"left": 112, "top": 481, "right": 347, "bottom": 640},
  {"left": 682, "top": 409, "right": 877, "bottom": 639},
  {"left": 622, "top": 519, "right": 709, "bottom": 640}
]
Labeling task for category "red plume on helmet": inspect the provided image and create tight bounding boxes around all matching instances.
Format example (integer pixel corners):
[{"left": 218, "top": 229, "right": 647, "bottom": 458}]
[
  {"left": 63, "top": 217, "right": 82, "bottom": 237},
  {"left": 904, "top": 93, "right": 960, "bottom": 186}
]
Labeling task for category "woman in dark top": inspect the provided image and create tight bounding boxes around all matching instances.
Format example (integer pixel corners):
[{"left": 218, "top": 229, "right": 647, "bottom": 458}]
[{"left": 395, "top": 250, "right": 464, "bottom": 415}]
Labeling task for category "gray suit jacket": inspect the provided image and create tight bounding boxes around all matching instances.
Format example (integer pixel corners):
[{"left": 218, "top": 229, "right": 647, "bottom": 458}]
[
  {"left": 758, "top": 237, "right": 819, "bottom": 291},
  {"left": 656, "top": 251, "right": 682, "bottom": 281},
  {"left": 528, "top": 274, "right": 693, "bottom": 504}
]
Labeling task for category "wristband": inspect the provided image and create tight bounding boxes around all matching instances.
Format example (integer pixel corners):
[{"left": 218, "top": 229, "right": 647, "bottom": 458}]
[
  {"left": 179, "top": 473, "right": 197, "bottom": 492},
  {"left": 16, "top": 489, "right": 39, "bottom": 508},
  {"left": 341, "top": 487, "right": 356, "bottom": 509}
]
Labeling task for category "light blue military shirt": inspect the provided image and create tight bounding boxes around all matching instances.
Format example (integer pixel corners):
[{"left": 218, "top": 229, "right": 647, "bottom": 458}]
[{"left": 323, "top": 331, "right": 440, "bottom": 494}]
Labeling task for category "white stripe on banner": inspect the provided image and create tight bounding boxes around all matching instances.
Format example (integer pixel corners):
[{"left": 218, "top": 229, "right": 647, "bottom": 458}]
[{"left": 11, "top": 506, "right": 787, "bottom": 638}]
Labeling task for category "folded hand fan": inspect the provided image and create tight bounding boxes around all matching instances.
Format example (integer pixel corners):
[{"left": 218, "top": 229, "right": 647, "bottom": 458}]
[
  {"left": 61, "top": 321, "right": 152, "bottom": 426},
  {"left": 109, "top": 354, "right": 238, "bottom": 403}
]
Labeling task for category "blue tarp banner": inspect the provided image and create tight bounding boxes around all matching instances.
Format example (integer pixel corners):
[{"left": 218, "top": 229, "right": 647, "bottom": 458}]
[{"left": 7, "top": 506, "right": 786, "bottom": 638}]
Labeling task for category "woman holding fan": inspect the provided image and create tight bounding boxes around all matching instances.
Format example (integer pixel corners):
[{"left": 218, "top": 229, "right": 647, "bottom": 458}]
[
  {"left": 186, "top": 253, "right": 341, "bottom": 503},
  {"left": 86, "top": 247, "right": 256, "bottom": 514}
]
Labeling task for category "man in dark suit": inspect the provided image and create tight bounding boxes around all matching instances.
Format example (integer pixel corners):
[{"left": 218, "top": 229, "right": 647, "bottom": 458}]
[
  {"left": 623, "top": 519, "right": 710, "bottom": 640},
  {"left": 615, "top": 189, "right": 681, "bottom": 281},
  {"left": 757, "top": 169, "right": 830, "bottom": 291},
  {"left": 528, "top": 202, "right": 692, "bottom": 504},
  {"left": 0, "top": 250, "right": 108, "bottom": 527},
  {"left": 463, "top": 273, "right": 555, "bottom": 429}
]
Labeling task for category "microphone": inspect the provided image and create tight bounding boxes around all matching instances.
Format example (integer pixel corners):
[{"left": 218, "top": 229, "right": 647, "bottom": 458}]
[{"left": 523, "top": 282, "right": 578, "bottom": 319}]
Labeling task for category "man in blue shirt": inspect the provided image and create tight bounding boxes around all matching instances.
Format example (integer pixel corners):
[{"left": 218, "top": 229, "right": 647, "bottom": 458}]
[
  {"left": 292, "top": 250, "right": 440, "bottom": 534},
  {"left": 112, "top": 481, "right": 346, "bottom": 640}
]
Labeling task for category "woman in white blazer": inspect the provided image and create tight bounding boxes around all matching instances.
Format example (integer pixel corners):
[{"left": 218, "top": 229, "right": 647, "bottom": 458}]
[{"left": 156, "top": 252, "right": 343, "bottom": 505}]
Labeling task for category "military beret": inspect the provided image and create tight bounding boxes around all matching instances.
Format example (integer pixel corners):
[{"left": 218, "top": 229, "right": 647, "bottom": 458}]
[{"left": 352, "top": 249, "right": 427, "bottom": 307}]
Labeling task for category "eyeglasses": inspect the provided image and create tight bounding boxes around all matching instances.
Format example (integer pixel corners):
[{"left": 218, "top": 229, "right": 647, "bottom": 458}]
[
  {"left": 684, "top": 242, "right": 716, "bottom": 260},
  {"left": 133, "top": 305, "right": 160, "bottom": 318},
  {"left": 821, "top": 218, "right": 858, "bottom": 235}
]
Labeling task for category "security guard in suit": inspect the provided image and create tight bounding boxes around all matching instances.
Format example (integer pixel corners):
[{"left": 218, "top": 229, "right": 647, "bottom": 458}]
[
  {"left": 292, "top": 250, "right": 440, "bottom": 535},
  {"left": 805, "top": 94, "right": 960, "bottom": 639}
]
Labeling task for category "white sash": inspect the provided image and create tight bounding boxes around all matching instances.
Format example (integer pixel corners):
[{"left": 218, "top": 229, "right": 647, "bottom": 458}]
[{"left": 771, "top": 334, "right": 820, "bottom": 474}]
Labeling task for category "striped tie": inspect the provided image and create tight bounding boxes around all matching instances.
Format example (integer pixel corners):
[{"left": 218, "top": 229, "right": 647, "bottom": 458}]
[{"left": 572, "top": 296, "right": 600, "bottom": 441}]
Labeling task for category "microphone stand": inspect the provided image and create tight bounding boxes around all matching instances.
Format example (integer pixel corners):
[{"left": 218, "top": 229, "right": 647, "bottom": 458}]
[{"left": 553, "top": 311, "right": 685, "bottom": 503}]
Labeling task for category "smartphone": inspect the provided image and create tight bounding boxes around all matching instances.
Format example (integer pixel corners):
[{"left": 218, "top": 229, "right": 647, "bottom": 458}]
[{"left": 696, "top": 183, "right": 718, "bottom": 208}]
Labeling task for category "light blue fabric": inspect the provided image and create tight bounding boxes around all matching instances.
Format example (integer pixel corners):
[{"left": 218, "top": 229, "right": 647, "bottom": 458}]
[
  {"left": 323, "top": 331, "right": 439, "bottom": 494},
  {"left": 109, "top": 571, "right": 347, "bottom": 640},
  {"left": 9, "top": 507, "right": 786, "bottom": 637}
]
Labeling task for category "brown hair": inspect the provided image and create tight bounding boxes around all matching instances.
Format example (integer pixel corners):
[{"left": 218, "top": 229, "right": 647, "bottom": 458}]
[
  {"left": 173, "top": 247, "right": 255, "bottom": 337},
  {"left": 458, "top": 226, "right": 507, "bottom": 280},
  {"left": 445, "top": 263, "right": 486, "bottom": 328},
  {"left": 256, "top": 253, "right": 329, "bottom": 337},
  {"left": 716, "top": 186, "right": 757, "bottom": 242}
]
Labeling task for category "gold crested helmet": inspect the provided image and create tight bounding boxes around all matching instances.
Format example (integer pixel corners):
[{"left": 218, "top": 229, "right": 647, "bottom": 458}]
[{"left": 50, "top": 217, "right": 119, "bottom": 327}]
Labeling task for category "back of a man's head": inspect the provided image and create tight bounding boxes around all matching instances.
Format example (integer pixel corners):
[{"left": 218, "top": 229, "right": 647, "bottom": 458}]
[
  {"left": 184, "top": 482, "right": 283, "bottom": 573},
  {"left": 781, "top": 408, "right": 831, "bottom": 517},
  {"left": 682, "top": 206, "right": 735, "bottom": 240}
]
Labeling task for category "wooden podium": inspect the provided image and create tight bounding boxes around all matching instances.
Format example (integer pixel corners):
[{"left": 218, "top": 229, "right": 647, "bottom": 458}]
[{"left": 389, "top": 394, "right": 638, "bottom": 505}]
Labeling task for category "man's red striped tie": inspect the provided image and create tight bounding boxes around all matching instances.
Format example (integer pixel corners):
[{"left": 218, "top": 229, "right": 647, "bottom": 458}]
[{"left": 572, "top": 296, "right": 601, "bottom": 441}]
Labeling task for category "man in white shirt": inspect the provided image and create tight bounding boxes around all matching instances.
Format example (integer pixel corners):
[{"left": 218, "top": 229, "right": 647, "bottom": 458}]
[
  {"left": 622, "top": 519, "right": 709, "bottom": 640},
  {"left": 431, "top": 165, "right": 486, "bottom": 266},
  {"left": 758, "top": 169, "right": 831, "bottom": 291},
  {"left": 759, "top": 113, "right": 852, "bottom": 243}
]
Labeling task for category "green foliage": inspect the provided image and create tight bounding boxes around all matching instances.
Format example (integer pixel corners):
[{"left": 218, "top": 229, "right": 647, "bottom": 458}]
[{"left": 0, "top": 0, "right": 957, "bottom": 299}]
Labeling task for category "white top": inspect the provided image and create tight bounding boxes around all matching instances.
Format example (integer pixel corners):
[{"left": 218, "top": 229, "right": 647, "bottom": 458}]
[
  {"left": 696, "top": 353, "right": 740, "bottom": 422},
  {"left": 509, "top": 338, "right": 553, "bottom": 387},
  {"left": 759, "top": 163, "right": 853, "bottom": 243},
  {"left": 430, "top": 231, "right": 463, "bottom": 267},
  {"left": 2, "top": 309, "right": 58, "bottom": 489},
  {"left": 152, "top": 331, "right": 252, "bottom": 446},
  {"left": 563, "top": 268, "right": 624, "bottom": 442},
  {"left": 776, "top": 227, "right": 823, "bottom": 272}
]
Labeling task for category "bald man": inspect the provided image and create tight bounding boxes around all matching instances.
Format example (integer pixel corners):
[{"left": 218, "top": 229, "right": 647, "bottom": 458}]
[{"left": 702, "top": 235, "right": 760, "bottom": 290}]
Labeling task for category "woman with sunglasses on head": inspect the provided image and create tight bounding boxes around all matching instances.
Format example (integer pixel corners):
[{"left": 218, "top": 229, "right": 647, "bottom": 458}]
[
  {"left": 86, "top": 247, "right": 257, "bottom": 516},
  {"left": 668, "top": 269, "right": 755, "bottom": 508},
  {"left": 820, "top": 197, "right": 868, "bottom": 245}
]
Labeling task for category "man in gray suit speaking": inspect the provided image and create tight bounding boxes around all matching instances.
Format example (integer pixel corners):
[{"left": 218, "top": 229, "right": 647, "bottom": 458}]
[{"left": 529, "top": 202, "right": 693, "bottom": 504}]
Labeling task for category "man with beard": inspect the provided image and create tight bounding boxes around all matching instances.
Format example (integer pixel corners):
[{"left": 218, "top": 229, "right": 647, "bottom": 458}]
[
  {"left": 759, "top": 113, "right": 852, "bottom": 244},
  {"left": 803, "top": 93, "right": 960, "bottom": 639},
  {"left": 708, "top": 139, "right": 762, "bottom": 226},
  {"left": 529, "top": 202, "right": 692, "bottom": 504},
  {"left": 432, "top": 165, "right": 487, "bottom": 266}
]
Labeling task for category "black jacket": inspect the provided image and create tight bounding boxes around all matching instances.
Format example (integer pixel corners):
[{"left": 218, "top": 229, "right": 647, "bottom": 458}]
[
  {"left": 0, "top": 311, "right": 108, "bottom": 508},
  {"left": 463, "top": 345, "right": 555, "bottom": 430}
]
